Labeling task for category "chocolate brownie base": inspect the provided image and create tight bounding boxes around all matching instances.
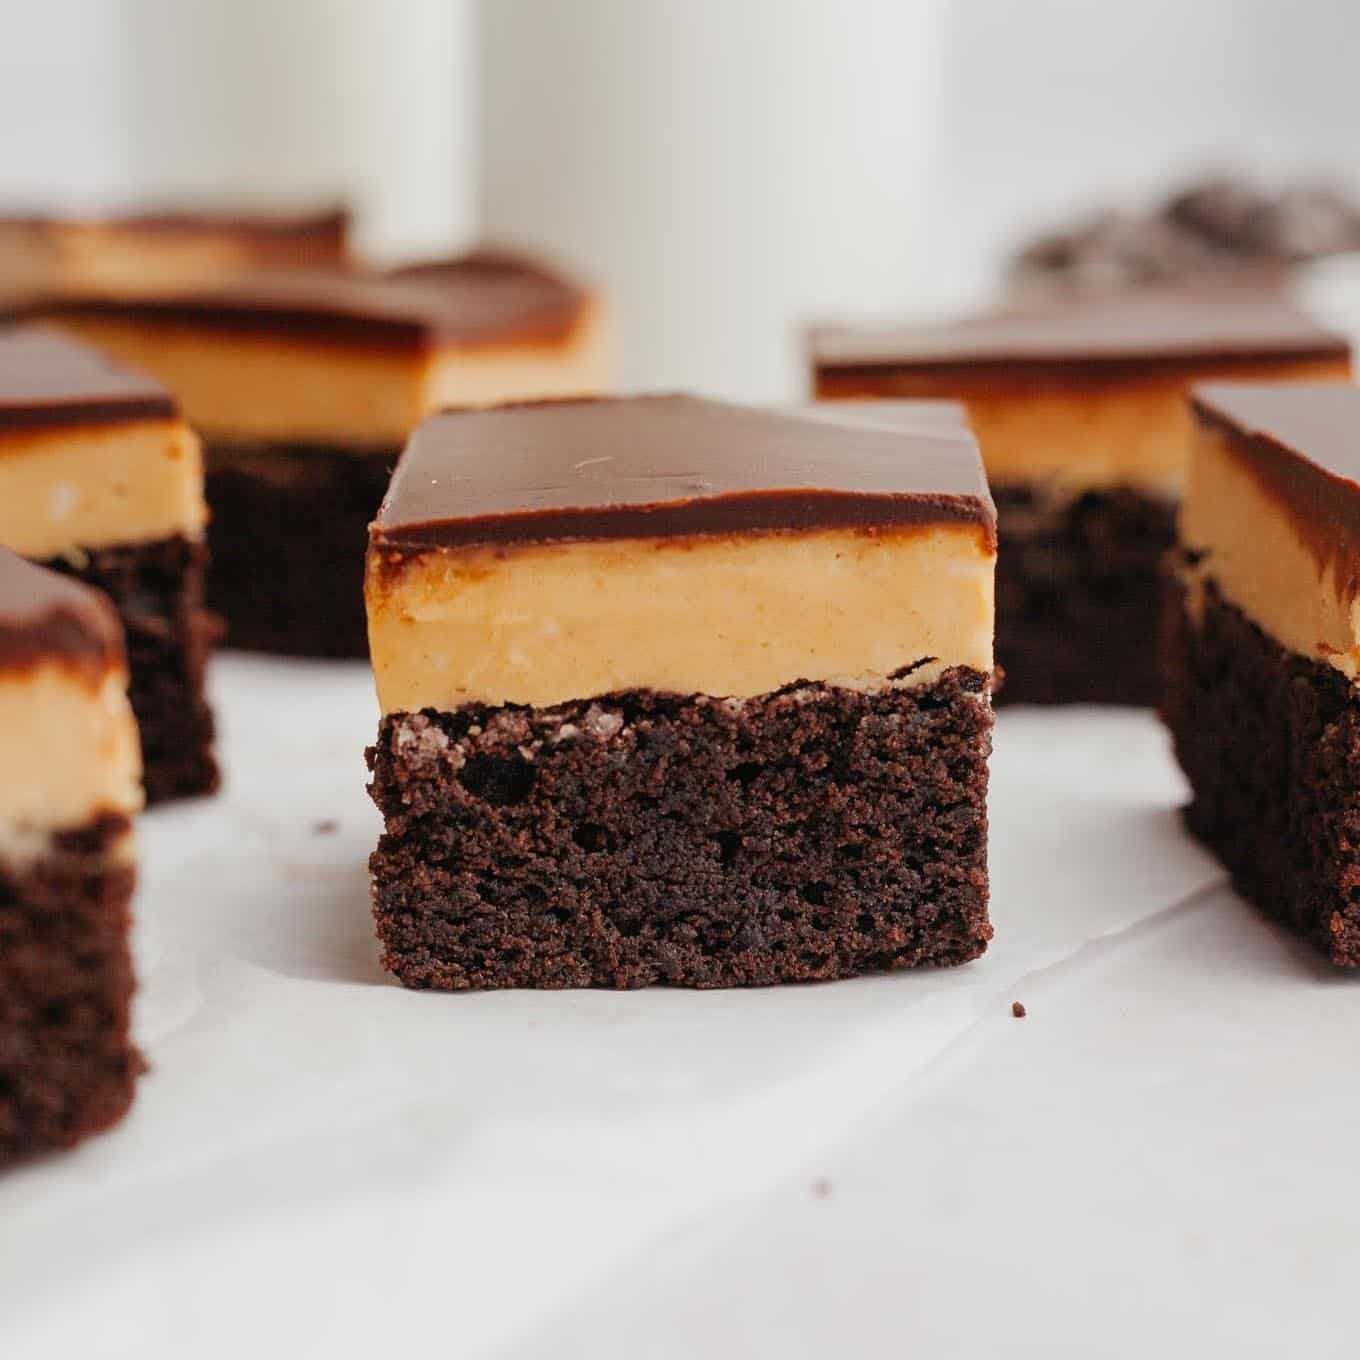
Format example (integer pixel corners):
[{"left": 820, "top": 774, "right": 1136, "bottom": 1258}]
[
  {"left": 367, "top": 668, "right": 993, "bottom": 989},
  {"left": 994, "top": 484, "right": 1176, "bottom": 705},
  {"left": 42, "top": 536, "right": 218, "bottom": 804},
  {"left": 1161, "top": 570, "right": 1360, "bottom": 965},
  {"left": 205, "top": 443, "right": 395, "bottom": 658},
  {"left": 0, "top": 814, "right": 141, "bottom": 1166}
]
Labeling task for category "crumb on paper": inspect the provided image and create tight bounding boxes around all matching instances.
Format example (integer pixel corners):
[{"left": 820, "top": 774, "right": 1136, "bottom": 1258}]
[
  {"left": 813, "top": 1179, "right": 832, "bottom": 1199},
  {"left": 313, "top": 819, "right": 339, "bottom": 835},
  {"left": 1012, "top": 1001, "right": 1027, "bottom": 1019}
]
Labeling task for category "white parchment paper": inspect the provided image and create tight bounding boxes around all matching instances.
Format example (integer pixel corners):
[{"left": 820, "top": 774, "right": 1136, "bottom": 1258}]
[{"left": 2, "top": 656, "right": 1351, "bottom": 1358}]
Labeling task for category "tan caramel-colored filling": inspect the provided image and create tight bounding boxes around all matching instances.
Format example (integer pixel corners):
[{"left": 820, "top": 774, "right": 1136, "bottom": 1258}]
[
  {"left": 0, "top": 417, "right": 206, "bottom": 558},
  {"left": 50, "top": 227, "right": 264, "bottom": 296},
  {"left": 0, "top": 224, "right": 55, "bottom": 303},
  {"left": 368, "top": 524, "right": 995, "bottom": 714},
  {"left": 0, "top": 660, "right": 142, "bottom": 851},
  {"left": 1181, "top": 425, "right": 1360, "bottom": 677},
  {"left": 49, "top": 302, "right": 611, "bottom": 446},
  {"left": 818, "top": 356, "right": 1349, "bottom": 497}
]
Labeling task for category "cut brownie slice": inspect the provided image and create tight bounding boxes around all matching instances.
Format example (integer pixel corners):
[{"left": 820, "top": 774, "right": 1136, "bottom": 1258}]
[
  {"left": 0, "top": 204, "right": 348, "bottom": 307},
  {"left": 1162, "top": 382, "right": 1360, "bottom": 965},
  {"left": 365, "top": 395, "right": 996, "bottom": 989},
  {"left": 811, "top": 288, "right": 1350, "bottom": 704},
  {"left": 0, "top": 325, "right": 217, "bottom": 803},
  {"left": 39, "top": 252, "right": 610, "bottom": 657},
  {"left": 0, "top": 549, "right": 143, "bottom": 1166}
]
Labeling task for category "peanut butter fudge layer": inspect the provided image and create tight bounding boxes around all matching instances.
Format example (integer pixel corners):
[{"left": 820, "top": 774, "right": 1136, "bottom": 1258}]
[
  {"left": 1162, "top": 383, "right": 1360, "bottom": 965},
  {"left": 41, "top": 253, "right": 610, "bottom": 656},
  {"left": 0, "top": 550, "right": 142, "bottom": 1165},
  {"left": 813, "top": 290, "right": 1350, "bottom": 704},
  {"left": 0, "top": 205, "right": 347, "bottom": 307},
  {"left": 0, "top": 326, "right": 217, "bottom": 802},
  {"left": 366, "top": 395, "right": 996, "bottom": 990}
]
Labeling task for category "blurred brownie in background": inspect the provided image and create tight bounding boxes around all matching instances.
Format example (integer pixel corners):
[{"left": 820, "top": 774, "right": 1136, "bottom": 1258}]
[
  {"left": 0, "top": 326, "right": 216, "bottom": 802},
  {"left": 1009, "top": 174, "right": 1360, "bottom": 300},
  {"left": 798, "top": 397, "right": 968, "bottom": 436},
  {"left": 0, "top": 204, "right": 348, "bottom": 307},
  {"left": 366, "top": 395, "right": 996, "bottom": 988},
  {"left": 812, "top": 288, "right": 1349, "bottom": 704},
  {"left": 0, "top": 550, "right": 143, "bottom": 1166},
  {"left": 38, "top": 252, "right": 610, "bottom": 657},
  {"left": 1163, "top": 383, "right": 1360, "bottom": 965}
]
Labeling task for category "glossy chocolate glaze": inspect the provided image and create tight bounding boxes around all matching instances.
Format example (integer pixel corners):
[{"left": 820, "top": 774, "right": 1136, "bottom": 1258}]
[
  {"left": 373, "top": 394, "right": 996, "bottom": 552},
  {"left": 1192, "top": 382, "right": 1360, "bottom": 605},
  {"left": 0, "top": 325, "right": 174, "bottom": 432},
  {"left": 38, "top": 250, "right": 588, "bottom": 350},
  {"left": 812, "top": 288, "right": 1347, "bottom": 372}
]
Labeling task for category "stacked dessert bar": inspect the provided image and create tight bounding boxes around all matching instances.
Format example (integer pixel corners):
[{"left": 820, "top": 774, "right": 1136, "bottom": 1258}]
[
  {"left": 366, "top": 395, "right": 996, "bottom": 989},
  {"left": 812, "top": 289, "right": 1350, "bottom": 703},
  {"left": 0, "top": 326, "right": 216, "bottom": 803},
  {"left": 1163, "top": 383, "right": 1360, "bottom": 966},
  {"left": 0, "top": 205, "right": 347, "bottom": 307},
  {"left": 40, "top": 252, "right": 609, "bottom": 656},
  {"left": 0, "top": 549, "right": 142, "bottom": 1165}
]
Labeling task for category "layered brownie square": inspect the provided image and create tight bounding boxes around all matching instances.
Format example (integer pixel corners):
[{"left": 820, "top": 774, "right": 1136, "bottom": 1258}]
[
  {"left": 41, "top": 252, "right": 609, "bottom": 656},
  {"left": 0, "top": 549, "right": 143, "bottom": 1165},
  {"left": 0, "top": 325, "right": 217, "bottom": 803},
  {"left": 366, "top": 395, "right": 996, "bottom": 989},
  {"left": 0, "top": 205, "right": 347, "bottom": 307},
  {"left": 812, "top": 290, "right": 1350, "bottom": 704},
  {"left": 1163, "top": 383, "right": 1360, "bottom": 966}
]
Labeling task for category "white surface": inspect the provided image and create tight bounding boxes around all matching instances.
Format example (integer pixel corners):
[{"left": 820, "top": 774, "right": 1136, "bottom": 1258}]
[{"left": 2, "top": 656, "right": 1355, "bottom": 1358}]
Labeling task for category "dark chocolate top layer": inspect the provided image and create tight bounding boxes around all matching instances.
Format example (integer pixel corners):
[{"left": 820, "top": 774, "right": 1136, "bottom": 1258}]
[
  {"left": 0, "top": 548, "right": 124, "bottom": 679},
  {"left": 373, "top": 394, "right": 996, "bottom": 551},
  {"left": 39, "top": 249, "right": 587, "bottom": 349},
  {"left": 0, "top": 324, "right": 175, "bottom": 432},
  {"left": 799, "top": 399, "right": 968, "bottom": 434},
  {"left": 1192, "top": 381, "right": 1360, "bottom": 593},
  {"left": 811, "top": 288, "right": 1348, "bottom": 370},
  {"left": 1193, "top": 382, "right": 1360, "bottom": 483}
]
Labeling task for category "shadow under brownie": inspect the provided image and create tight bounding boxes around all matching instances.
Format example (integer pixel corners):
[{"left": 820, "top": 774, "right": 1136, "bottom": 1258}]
[{"left": 366, "top": 395, "right": 997, "bottom": 989}]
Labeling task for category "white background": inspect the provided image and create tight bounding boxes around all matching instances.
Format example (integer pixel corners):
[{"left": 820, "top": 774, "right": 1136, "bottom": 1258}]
[{"left": 4, "top": 1, "right": 1360, "bottom": 395}]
